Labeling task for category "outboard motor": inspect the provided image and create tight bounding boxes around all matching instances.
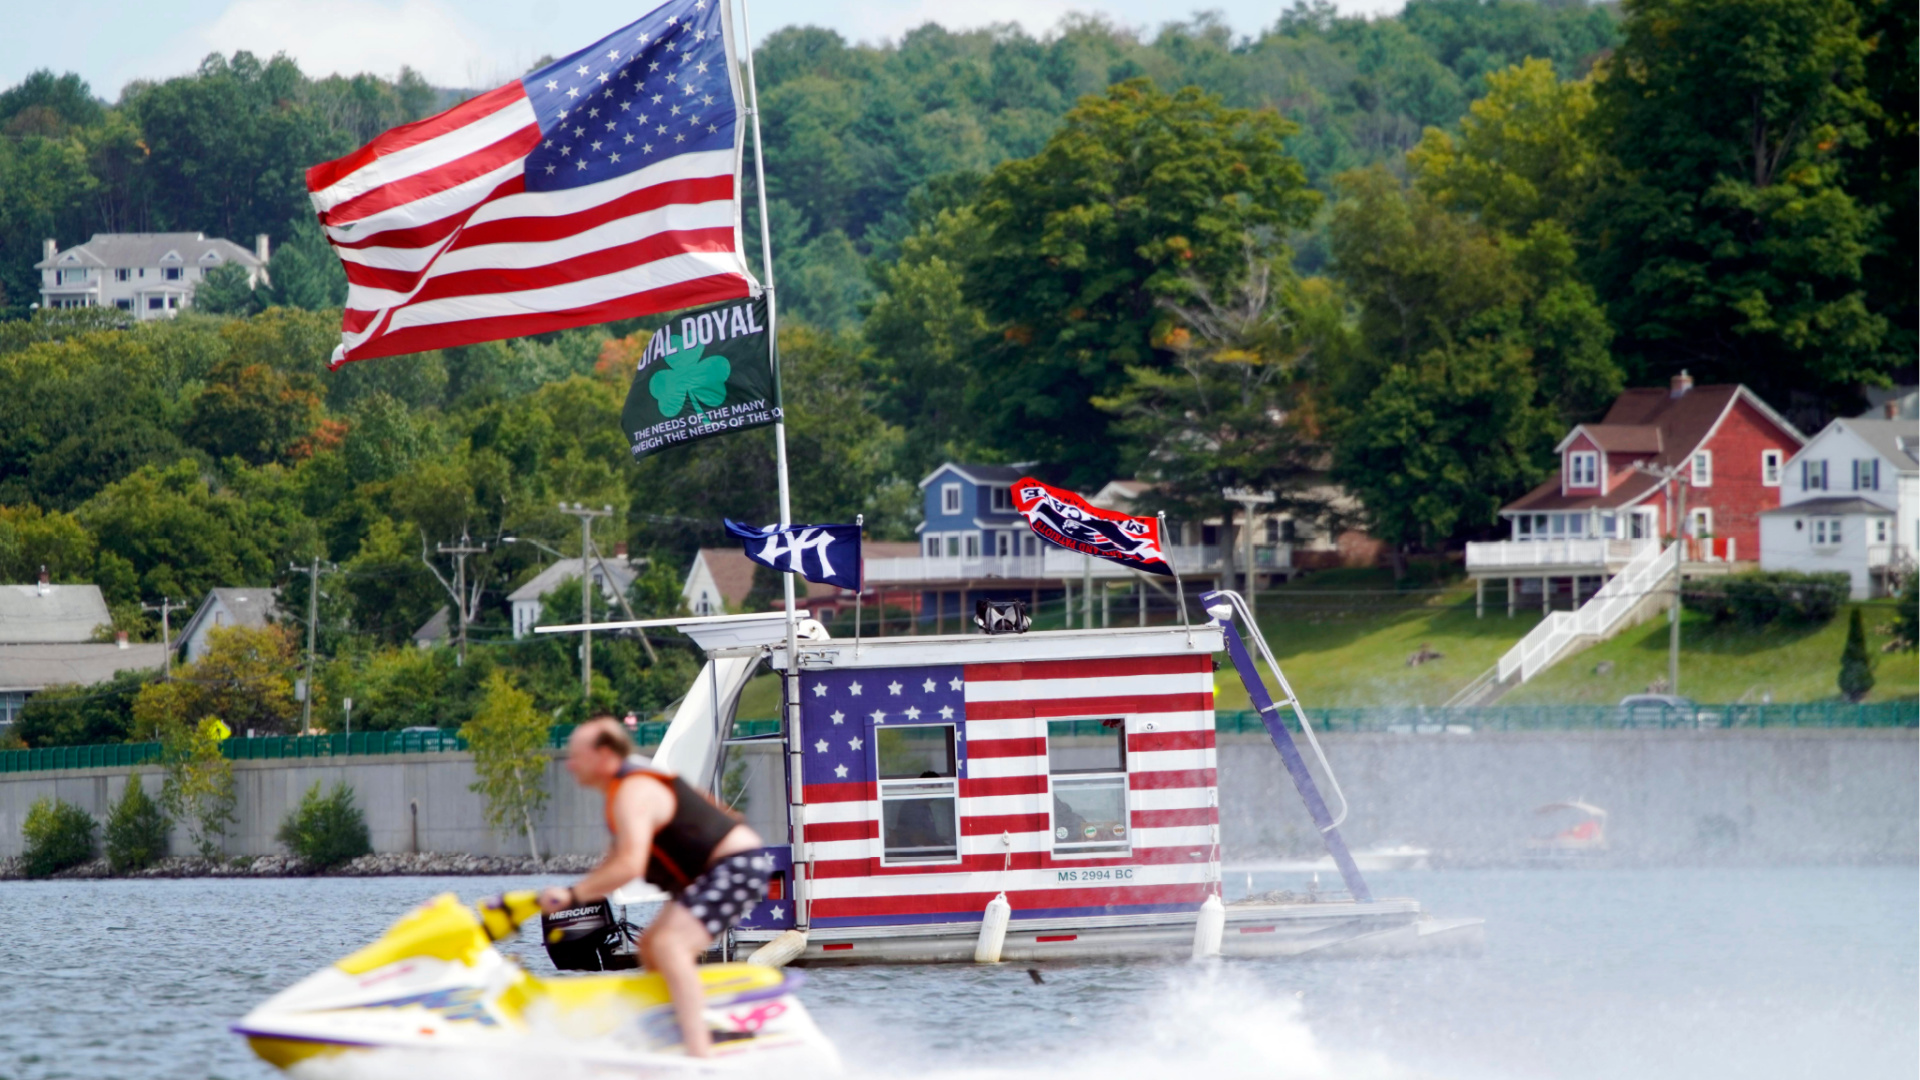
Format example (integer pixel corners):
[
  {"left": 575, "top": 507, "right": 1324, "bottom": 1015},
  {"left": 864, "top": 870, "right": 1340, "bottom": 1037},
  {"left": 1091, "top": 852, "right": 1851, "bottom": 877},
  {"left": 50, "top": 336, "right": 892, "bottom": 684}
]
[{"left": 539, "top": 899, "right": 638, "bottom": 971}]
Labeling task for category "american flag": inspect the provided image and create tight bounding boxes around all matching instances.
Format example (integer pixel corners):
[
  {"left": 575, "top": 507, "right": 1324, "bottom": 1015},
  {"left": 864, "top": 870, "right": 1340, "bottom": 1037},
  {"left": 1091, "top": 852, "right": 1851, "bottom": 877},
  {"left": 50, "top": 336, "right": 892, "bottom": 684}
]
[
  {"left": 794, "top": 655, "right": 1219, "bottom": 927},
  {"left": 305, "top": 0, "right": 754, "bottom": 367}
]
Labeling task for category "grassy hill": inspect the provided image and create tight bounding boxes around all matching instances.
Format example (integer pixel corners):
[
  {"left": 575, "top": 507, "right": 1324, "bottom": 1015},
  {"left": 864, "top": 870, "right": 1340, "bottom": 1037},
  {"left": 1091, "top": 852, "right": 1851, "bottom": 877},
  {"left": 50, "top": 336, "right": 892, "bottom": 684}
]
[{"left": 730, "top": 569, "right": 1914, "bottom": 715}]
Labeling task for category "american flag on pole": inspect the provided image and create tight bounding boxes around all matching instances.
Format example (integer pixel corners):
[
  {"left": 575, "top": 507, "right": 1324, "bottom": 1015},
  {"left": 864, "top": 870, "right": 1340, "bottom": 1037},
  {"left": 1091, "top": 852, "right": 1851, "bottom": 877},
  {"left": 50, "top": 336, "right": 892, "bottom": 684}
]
[
  {"left": 795, "top": 655, "right": 1219, "bottom": 927},
  {"left": 305, "top": 0, "right": 754, "bottom": 367}
]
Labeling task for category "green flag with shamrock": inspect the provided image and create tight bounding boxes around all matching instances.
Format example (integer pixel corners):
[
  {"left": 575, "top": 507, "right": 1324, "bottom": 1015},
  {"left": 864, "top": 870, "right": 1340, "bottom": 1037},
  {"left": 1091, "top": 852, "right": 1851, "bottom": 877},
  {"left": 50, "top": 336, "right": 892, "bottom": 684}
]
[{"left": 621, "top": 296, "right": 781, "bottom": 460}]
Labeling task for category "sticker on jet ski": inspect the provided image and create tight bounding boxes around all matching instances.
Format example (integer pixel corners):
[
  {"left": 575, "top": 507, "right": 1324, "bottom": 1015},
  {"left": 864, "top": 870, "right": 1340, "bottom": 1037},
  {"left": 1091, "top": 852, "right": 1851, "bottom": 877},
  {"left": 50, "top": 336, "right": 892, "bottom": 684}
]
[{"left": 1012, "top": 477, "right": 1173, "bottom": 577}]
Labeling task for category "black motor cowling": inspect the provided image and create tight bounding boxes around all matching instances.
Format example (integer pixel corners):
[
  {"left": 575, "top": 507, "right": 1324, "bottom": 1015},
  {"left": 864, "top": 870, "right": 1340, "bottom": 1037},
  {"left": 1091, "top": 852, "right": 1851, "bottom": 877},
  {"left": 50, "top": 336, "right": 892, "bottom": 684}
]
[{"left": 539, "top": 899, "right": 638, "bottom": 971}]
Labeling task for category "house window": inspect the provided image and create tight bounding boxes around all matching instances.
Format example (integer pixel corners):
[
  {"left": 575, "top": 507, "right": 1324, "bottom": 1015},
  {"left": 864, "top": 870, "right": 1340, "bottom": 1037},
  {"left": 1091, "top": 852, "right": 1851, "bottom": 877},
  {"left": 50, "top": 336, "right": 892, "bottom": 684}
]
[
  {"left": 945, "top": 536, "right": 960, "bottom": 558},
  {"left": 115, "top": 268, "right": 130, "bottom": 282},
  {"left": 1691, "top": 450, "right": 1712, "bottom": 487},
  {"left": 876, "top": 725, "right": 959, "bottom": 864},
  {"left": 1812, "top": 517, "right": 1842, "bottom": 546},
  {"left": 995, "top": 531, "right": 1011, "bottom": 557},
  {"left": 941, "top": 483, "right": 962, "bottom": 515},
  {"left": 114, "top": 299, "right": 131, "bottom": 311},
  {"left": 163, "top": 267, "right": 182, "bottom": 281},
  {"left": 147, "top": 297, "right": 165, "bottom": 310},
  {"left": 1873, "top": 518, "right": 1890, "bottom": 544},
  {"left": 1803, "top": 459, "right": 1828, "bottom": 491},
  {"left": 1201, "top": 525, "right": 1219, "bottom": 546},
  {"left": 989, "top": 486, "right": 1011, "bottom": 512},
  {"left": 1688, "top": 508, "right": 1712, "bottom": 538},
  {"left": 1164, "top": 522, "right": 1183, "bottom": 546},
  {"left": 1024, "top": 534, "right": 1038, "bottom": 556},
  {"left": 1853, "top": 459, "right": 1880, "bottom": 491},
  {"left": 1265, "top": 518, "right": 1280, "bottom": 544},
  {"left": 1761, "top": 450, "right": 1782, "bottom": 486},
  {"left": 964, "top": 533, "right": 980, "bottom": 558},
  {"left": 1516, "top": 515, "right": 1532, "bottom": 538},
  {"left": 1569, "top": 451, "right": 1598, "bottom": 487},
  {"left": 924, "top": 536, "right": 941, "bottom": 558},
  {"left": 1047, "top": 719, "right": 1129, "bottom": 855},
  {"left": 57, "top": 267, "right": 86, "bottom": 285}
]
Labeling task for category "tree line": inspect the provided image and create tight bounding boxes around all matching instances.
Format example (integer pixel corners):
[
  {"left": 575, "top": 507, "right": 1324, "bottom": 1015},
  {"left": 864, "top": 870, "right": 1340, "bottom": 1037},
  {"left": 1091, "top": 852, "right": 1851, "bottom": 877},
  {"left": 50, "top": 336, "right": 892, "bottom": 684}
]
[{"left": 0, "top": 0, "right": 1911, "bottom": 746}]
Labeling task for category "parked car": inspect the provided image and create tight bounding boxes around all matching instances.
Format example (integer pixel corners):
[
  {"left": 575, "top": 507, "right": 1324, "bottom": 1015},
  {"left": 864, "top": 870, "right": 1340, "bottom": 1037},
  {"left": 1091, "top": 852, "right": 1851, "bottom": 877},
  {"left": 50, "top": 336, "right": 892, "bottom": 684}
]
[{"left": 1616, "top": 694, "right": 1720, "bottom": 728}]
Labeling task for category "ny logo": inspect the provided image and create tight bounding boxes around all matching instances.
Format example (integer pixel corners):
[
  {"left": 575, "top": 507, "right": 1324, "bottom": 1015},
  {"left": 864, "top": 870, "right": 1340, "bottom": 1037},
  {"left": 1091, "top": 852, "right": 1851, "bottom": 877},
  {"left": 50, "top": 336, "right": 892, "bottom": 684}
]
[{"left": 758, "top": 528, "right": 838, "bottom": 579}]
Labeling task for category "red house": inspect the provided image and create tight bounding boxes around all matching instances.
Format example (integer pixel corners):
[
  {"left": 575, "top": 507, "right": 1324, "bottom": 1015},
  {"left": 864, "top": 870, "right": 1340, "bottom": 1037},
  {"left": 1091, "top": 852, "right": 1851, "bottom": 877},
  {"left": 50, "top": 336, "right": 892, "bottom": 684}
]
[{"left": 1498, "top": 372, "right": 1806, "bottom": 559}]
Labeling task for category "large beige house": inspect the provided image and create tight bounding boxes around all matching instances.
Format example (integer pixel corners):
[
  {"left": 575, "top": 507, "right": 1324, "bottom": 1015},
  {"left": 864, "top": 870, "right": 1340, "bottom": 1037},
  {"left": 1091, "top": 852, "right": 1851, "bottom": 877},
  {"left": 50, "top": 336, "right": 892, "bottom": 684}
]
[{"left": 36, "top": 232, "right": 270, "bottom": 319}]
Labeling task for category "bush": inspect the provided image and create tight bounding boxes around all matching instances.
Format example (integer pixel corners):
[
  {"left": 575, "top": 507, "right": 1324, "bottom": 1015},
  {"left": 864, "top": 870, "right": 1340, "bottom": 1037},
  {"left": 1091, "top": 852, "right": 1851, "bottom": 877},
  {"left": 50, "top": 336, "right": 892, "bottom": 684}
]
[
  {"left": 1684, "top": 571, "right": 1849, "bottom": 626},
  {"left": 21, "top": 797, "right": 97, "bottom": 877},
  {"left": 1839, "top": 606, "right": 1875, "bottom": 702},
  {"left": 105, "top": 774, "right": 171, "bottom": 872},
  {"left": 1892, "top": 574, "right": 1918, "bottom": 650},
  {"left": 276, "top": 781, "right": 371, "bottom": 869}
]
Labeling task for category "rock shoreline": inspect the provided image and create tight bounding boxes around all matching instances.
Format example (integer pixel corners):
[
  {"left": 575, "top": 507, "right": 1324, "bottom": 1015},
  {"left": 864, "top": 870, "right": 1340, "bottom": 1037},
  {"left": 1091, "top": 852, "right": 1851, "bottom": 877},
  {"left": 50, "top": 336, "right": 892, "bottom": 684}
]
[{"left": 0, "top": 851, "right": 600, "bottom": 881}]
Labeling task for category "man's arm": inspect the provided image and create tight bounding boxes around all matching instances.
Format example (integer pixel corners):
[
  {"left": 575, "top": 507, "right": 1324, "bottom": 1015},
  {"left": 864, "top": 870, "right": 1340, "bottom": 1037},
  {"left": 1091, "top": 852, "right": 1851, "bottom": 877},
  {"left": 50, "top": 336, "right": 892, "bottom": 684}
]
[{"left": 539, "top": 779, "right": 660, "bottom": 910}]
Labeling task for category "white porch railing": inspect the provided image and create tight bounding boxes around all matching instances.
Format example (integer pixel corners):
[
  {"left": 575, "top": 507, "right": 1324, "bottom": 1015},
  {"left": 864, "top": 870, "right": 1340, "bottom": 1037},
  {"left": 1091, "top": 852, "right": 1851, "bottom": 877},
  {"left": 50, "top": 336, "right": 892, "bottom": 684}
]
[
  {"left": 1466, "top": 537, "right": 1656, "bottom": 570},
  {"left": 1497, "top": 542, "right": 1676, "bottom": 684},
  {"left": 862, "top": 543, "right": 1286, "bottom": 586}
]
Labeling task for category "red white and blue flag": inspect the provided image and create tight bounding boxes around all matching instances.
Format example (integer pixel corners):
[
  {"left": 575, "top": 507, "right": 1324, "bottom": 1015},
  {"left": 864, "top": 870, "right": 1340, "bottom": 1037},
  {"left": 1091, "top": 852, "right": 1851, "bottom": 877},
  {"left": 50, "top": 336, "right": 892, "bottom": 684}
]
[
  {"left": 1012, "top": 477, "right": 1174, "bottom": 576},
  {"left": 795, "top": 656, "right": 1218, "bottom": 928},
  {"left": 305, "top": 0, "right": 754, "bottom": 367}
]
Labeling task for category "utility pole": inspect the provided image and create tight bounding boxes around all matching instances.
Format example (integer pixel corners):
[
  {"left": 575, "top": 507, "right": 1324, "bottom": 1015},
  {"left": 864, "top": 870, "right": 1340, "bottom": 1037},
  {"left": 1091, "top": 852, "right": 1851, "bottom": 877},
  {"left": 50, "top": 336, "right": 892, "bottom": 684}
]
[
  {"left": 423, "top": 530, "right": 488, "bottom": 666},
  {"left": 140, "top": 597, "right": 182, "bottom": 681},
  {"left": 1632, "top": 462, "right": 1691, "bottom": 695},
  {"left": 1223, "top": 488, "right": 1276, "bottom": 623},
  {"left": 558, "top": 502, "right": 616, "bottom": 702}
]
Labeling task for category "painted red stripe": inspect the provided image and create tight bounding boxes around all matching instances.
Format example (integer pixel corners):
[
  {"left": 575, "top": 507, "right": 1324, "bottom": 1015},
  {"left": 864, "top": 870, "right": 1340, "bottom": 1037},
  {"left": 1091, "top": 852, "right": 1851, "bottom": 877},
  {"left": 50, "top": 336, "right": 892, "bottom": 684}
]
[
  {"left": 804, "top": 820, "right": 876, "bottom": 843},
  {"left": 1131, "top": 807, "right": 1216, "bottom": 828},
  {"left": 338, "top": 273, "right": 751, "bottom": 364},
  {"left": 1035, "top": 934, "right": 1077, "bottom": 942},
  {"left": 810, "top": 845, "right": 1212, "bottom": 879},
  {"left": 800, "top": 780, "right": 876, "bottom": 804},
  {"left": 821, "top": 943, "right": 854, "bottom": 951},
  {"left": 960, "top": 775, "right": 1047, "bottom": 798},
  {"left": 966, "top": 656, "right": 1211, "bottom": 682},
  {"left": 1131, "top": 768, "right": 1215, "bottom": 790},
  {"left": 307, "top": 82, "right": 527, "bottom": 194},
  {"left": 811, "top": 883, "right": 1213, "bottom": 920},
  {"left": 1129, "top": 729, "right": 1214, "bottom": 753},
  {"left": 968, "top": 692, "right": 1213, "bottom": 721},
  {"left": 960, "top": 813, "right": 1048, "bottom": 836},
  {"left": 339, "top": 174, "right": 737, "bottom": 292},
  {"left": 966, "top": 737, "right": 1044, "bottom": 759},
  {"left": 322, "top": 124, "right": 539, "bottom": 227}
]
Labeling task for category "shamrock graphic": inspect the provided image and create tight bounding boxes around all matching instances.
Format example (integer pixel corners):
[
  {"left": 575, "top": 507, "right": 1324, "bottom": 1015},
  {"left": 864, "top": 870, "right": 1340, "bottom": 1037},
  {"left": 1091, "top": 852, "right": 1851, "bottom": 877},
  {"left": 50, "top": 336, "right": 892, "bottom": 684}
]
[{"left": 648, "top": 336, "right": 732, "bottom": 421}]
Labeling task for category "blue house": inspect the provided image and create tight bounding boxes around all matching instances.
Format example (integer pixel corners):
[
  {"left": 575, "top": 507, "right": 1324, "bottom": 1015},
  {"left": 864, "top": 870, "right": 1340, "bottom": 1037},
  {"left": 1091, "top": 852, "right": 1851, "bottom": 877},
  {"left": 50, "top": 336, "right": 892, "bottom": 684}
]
[{"left": 915, "top": 463, "right": 1039, "bottom": 559}]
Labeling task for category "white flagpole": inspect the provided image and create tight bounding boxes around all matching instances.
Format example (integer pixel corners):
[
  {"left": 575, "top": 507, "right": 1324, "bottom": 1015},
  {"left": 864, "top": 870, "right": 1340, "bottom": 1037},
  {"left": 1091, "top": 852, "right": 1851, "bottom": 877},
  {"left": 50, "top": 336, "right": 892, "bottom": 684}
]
[{"left": 736, "top": 0, "right": 808, "bottom": 934}]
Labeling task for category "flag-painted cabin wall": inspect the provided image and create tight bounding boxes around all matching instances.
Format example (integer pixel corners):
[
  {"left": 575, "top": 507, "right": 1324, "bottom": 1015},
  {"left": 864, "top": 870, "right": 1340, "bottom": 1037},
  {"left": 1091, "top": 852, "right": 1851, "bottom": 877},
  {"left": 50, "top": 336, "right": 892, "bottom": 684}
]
[
  {"left": 742, "top": 630, "right": 1223, "bottom": 932},
  {"left": 914, "top": 463, "right": 1034, "bottom": 561}
]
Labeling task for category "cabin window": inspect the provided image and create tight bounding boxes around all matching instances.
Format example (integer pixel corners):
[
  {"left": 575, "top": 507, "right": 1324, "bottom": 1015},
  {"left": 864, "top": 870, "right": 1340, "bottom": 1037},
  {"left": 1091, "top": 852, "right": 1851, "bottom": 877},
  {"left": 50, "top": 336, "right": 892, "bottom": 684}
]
[
  {"left": 1761, "top": 450, "right": 1782, "bottom": 486},
  {"left": 876, "top": 725, "right": 959, "bottom": 864},
  {"left": 989, "top": 486, "right": 1011, "bottom": 512},
  {"left": 114, "top": 268, "right": 130, "bottom": 282},
  {"left": 1853, "top": 459, "right": 1880, "bottom": 491},
  {"left": 995, "top": 531, "right": 1011, "bottom": 557},
  {"left": 924, "top": 536, "right": 940, "bottom": 558},
  {"left": 163, "top": 266, "right": 182, "bottom": 281},
  {"left": 1803, "top": 459, "right": 1828, "bottom": 491},
  {"left": 946, "top": 535, "right": 960, "bottom": 558},
  {"left": 1046, "top": 719, "right": 1129, "bottom": 856},
  {"left": 1691, "top": 451, "right": 1712, "bottom": 488},
  {"left": 1812, "top": 517, "right": 1842, "bottom": 547},
  {"left": 941, "top": 484, "right": 962, "bottom": 515},
  {"left": 1568, "top": 452, "right": 1598, "bottom": 487},
  {"left": 964, "top": 533, "right": 980, "bottom": 558},
  {"left": 1873, "top": 518, "right": 1890, "bottom": 544}
]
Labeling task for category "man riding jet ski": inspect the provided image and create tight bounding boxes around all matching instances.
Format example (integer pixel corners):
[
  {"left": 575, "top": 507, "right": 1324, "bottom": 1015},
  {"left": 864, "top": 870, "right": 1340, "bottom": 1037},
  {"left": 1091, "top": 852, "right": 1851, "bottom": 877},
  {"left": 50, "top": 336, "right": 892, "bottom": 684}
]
[
  {"left": 538, "top": 717, "right": 771, "bottom": 1057},
  {"left": 231, "top": 890, "right": 838, "bottom": 1072}
]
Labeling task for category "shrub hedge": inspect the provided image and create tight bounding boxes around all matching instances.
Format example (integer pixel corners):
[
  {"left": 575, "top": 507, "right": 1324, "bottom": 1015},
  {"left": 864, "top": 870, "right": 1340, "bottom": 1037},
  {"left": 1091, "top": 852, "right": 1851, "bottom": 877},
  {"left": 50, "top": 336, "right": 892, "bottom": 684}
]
[
  {"left": 276, "top": 781, "right": 371, "bottom": 869},
  {"left": 105, "top": 774, "right": 170, "bottom": 872},
  {"left": 1684, "top": 571, "right": 1849, "bottom": 626},
  {"left": 21, "top": 797, "right": 97, "bottom": 877}
]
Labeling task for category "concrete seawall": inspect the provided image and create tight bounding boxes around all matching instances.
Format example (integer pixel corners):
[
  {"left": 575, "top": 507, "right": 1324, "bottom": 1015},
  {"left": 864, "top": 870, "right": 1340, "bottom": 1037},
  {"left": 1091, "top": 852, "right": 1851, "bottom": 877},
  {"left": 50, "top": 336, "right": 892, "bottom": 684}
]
[{"left": 1, "top": 730, "right": 1912, "bottom": 866}]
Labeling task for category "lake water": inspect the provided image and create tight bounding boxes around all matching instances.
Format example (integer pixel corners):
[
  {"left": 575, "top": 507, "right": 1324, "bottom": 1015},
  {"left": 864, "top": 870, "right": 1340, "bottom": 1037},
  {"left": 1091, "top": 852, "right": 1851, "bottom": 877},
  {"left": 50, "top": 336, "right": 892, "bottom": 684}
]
[{"left": 2, "top": 867, "right": 1912, "bottom": 1080}]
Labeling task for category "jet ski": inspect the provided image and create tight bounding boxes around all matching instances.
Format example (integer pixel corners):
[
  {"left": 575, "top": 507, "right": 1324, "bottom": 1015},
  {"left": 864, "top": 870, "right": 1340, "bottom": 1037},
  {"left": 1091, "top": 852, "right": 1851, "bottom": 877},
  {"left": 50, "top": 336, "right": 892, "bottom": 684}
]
[{"left": 232, "top": 891, "right": 839, "bottom": 1074}]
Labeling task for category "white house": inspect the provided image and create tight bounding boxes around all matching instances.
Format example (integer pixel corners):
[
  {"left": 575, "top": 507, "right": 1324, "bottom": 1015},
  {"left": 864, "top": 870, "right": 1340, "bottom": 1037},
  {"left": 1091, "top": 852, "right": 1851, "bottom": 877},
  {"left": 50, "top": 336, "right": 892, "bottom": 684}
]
[
  {"left": 0, "top": 574, "right": 162, "bottom": 731},
  {"left": 507, "top": 557, "right": 641, "bottom": 639},
  {"left": 1760, "top": 408, "right": 1919, "bottom": 597},
  {"left": 35, "top": 233, "right": 269, "bottom": 319},
  {"left": 177, "top": 588, "right": 280, "bottom": 662}
]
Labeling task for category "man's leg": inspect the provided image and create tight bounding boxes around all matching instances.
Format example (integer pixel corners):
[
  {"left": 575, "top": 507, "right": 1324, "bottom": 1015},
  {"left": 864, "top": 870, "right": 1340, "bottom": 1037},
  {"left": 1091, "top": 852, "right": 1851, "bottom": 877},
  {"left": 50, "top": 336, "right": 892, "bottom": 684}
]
[{"left": 639, "top": 902, "right": 716, "bottom": 1057}]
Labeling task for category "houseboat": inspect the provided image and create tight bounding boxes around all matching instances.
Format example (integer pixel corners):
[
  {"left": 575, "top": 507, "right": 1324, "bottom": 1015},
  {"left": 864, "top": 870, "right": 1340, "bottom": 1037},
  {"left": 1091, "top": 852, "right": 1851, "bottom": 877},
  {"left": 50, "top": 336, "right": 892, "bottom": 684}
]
[{"left": 544, "top": 593, "right": 1482, "bottom": 964}]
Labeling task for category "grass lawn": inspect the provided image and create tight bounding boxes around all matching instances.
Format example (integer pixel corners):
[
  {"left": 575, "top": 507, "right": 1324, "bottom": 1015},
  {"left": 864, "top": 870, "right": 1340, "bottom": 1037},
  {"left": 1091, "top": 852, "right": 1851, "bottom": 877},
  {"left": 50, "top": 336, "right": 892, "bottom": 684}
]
[
  {"left": 715, "top": 572, "right": 1915, "bottom": 715},
  {"left": 1506, "top": 600, "right": 1918, "bottom": 705}
]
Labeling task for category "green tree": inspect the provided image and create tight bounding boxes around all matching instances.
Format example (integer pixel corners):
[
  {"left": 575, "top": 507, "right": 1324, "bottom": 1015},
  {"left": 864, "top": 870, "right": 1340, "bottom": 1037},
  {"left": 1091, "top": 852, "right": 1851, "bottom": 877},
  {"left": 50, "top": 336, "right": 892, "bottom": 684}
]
[
  {"left": 1585, "top": 0, "right": 1890, "bottom": 410},
  {"left": 193, "top": 263, "right": 263, "bottom": 316},
  {"left": 966, "top": 79, "right": 1320, "bottom": 486},
  {"left": 14, "top": 668, "right": 152, "bottom": 747},
  {"left": 276, "top": 781, "right": 371, "bottom": 868},
  {"left": 1837, "top": 604, "right": 1875, "bottom": 700},
  {"left": 265, "top": 216, "right": 349, "bottom": 311},
  {"left": 158, "top": 716, "right": 238, "bottom": 859},
  {"left": 0, "top": 503, "right": 96, "bottom": 583},
  {"left": 184, "top": 357, "right": 325, "bottom": 466},
  {"left": 104, "top": 773, "right": 171, "bottom": 872},
  {"left": 460, "top": 670, "right": 551, "bottom": 863}
]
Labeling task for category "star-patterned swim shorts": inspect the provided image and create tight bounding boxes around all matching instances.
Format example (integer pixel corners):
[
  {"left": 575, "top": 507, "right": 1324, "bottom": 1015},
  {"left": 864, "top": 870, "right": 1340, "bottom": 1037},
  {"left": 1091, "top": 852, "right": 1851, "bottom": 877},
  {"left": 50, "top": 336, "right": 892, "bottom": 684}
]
[{"left": 677, "top": 852, "right": 772, "bottom": 939}]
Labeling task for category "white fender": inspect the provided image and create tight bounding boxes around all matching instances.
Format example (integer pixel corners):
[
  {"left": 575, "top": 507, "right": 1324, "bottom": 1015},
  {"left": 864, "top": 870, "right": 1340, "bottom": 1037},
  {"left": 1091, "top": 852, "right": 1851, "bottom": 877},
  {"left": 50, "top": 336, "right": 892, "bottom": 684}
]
[
  {"left": 974, "top": 892, "right": 1011, "bottom": 963},
  {"left": 747, "top": 928, "right": 809, "bottom": 968},
  {"left": 1192, "top": 894, "right": 1225, "bottom": 959}
]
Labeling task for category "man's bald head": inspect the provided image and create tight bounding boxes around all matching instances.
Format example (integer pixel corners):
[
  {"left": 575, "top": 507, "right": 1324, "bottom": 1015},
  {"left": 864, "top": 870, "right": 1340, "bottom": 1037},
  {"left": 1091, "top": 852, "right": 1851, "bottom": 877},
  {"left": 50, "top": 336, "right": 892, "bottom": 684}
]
[{"left": 565, "top": 716, "right": 634, "bottom": 787}]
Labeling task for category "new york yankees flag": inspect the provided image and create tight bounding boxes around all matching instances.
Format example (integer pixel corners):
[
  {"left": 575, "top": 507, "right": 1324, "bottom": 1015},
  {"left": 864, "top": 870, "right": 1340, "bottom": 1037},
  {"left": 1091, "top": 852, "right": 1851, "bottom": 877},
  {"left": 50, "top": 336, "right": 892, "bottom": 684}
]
[
  {"left": 724, "top": 519, "right": 862, "bottom": 591},
  {"left": 1011, "top": 476, "right": 1174, "bottom": 577}
]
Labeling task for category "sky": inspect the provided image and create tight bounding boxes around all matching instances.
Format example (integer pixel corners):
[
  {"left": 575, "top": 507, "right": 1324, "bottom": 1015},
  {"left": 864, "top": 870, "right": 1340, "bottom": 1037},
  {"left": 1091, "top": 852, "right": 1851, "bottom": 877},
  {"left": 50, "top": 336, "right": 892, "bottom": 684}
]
[{"left": 1, "top": 0, "right": 1406, "bottom": 99}]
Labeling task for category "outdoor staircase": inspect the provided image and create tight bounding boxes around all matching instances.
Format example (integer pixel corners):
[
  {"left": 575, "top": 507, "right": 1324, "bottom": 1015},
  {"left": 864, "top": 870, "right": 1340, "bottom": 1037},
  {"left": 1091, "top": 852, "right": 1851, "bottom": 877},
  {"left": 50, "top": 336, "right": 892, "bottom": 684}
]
[{"left": 1445, "top": 542, "right": 1678, "bottom": 708}]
